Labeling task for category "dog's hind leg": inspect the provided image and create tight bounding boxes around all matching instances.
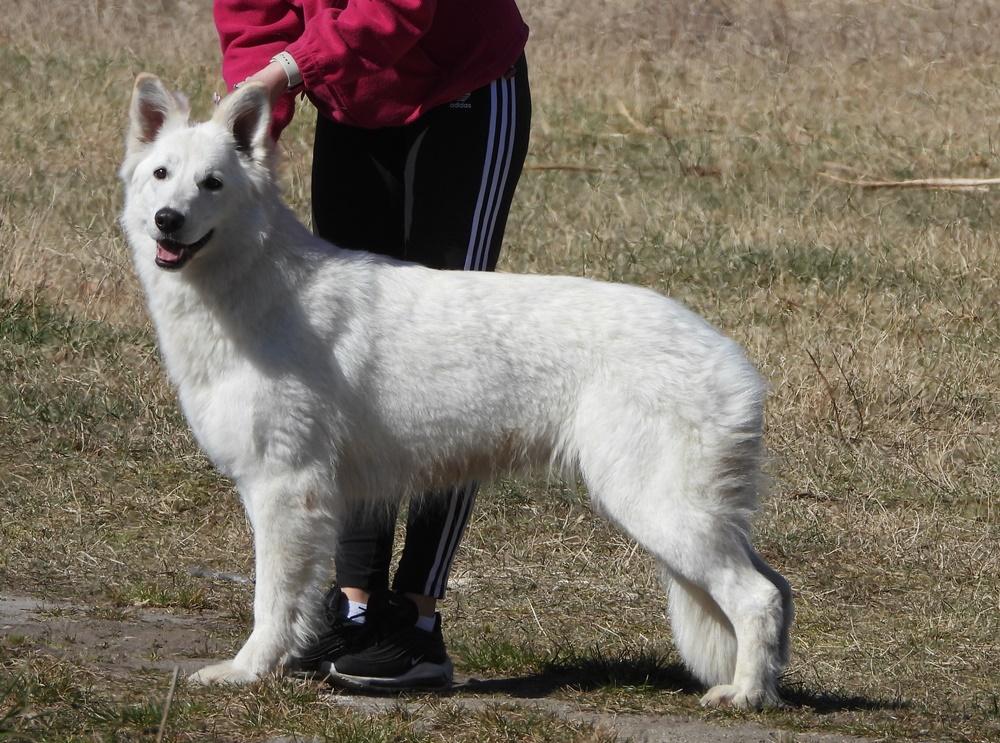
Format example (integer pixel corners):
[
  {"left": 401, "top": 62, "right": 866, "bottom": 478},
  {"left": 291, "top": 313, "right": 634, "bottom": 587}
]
[
  {"left": 576, "top": 385, "right": 791, "bottom": 709},
  {"left": 591, "top": 479, "right": 791, "bottom": 709},
  {"left": 189, "top": 470, "right": 333, "bottom": 685}
]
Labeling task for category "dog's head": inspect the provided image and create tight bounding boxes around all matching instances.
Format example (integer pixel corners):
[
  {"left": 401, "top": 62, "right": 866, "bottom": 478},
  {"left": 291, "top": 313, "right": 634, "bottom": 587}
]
[{"left": 119, "top": 74, "right": 273, "bottom": 272}]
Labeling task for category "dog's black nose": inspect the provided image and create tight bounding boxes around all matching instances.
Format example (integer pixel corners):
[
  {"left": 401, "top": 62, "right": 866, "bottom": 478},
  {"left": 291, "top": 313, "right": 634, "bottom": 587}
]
[{"left": 154, "top": 208, "right": 185, "bottom": 234}]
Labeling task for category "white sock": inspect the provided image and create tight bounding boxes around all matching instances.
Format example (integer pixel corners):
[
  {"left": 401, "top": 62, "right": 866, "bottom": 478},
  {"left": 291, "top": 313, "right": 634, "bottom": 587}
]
[
  {"left": 346, "top": 600, "right": 367, "bottom": 624},
  {"left": 415, "top": 613, "right": 436, "bottom": 633}
]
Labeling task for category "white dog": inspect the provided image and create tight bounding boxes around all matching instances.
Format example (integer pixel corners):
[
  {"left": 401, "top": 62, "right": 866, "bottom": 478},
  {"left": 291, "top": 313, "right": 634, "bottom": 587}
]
[{"left": 119, "top": 75, "right": 793, "bottom": 709}]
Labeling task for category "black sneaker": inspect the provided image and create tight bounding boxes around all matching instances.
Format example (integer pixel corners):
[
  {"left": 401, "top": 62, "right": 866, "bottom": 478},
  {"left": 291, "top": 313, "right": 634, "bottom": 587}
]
[
  {"left": 322, "top": 591, "right": 453, "bottom": 690},
  {"left": 288, "top": 586, "right": 373, "bottom": 674}
]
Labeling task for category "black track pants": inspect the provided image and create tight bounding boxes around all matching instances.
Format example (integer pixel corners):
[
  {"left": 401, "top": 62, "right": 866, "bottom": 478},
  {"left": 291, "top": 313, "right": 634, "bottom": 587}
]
[{"left": 311, "top": 55, "right": 531, "bottom": 599}]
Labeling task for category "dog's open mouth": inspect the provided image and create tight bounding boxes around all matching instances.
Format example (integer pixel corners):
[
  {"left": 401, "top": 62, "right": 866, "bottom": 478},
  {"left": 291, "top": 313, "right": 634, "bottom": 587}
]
[{"left": 155, "top": 231, "right": 213, "bottom": 270}]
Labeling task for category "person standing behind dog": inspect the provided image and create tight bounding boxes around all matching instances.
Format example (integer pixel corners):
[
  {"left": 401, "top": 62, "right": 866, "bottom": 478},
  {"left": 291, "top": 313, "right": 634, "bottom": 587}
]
[{"left": 214, "top": 0, "right": 531, "bottom": 688}]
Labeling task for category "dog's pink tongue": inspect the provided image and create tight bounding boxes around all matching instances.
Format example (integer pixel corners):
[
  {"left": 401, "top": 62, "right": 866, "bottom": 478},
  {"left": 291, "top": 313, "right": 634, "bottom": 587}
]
[{"left": 156, "top": 242, "right": 183, "bottom": 265}]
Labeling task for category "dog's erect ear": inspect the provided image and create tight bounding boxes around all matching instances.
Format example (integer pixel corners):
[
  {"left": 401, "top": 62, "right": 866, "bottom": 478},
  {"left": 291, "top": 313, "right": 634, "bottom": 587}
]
[
  {"left": 213, "top": 83, "right": 272, "bottom": 162},
  {"left": 120, "top": 74, "right": 190, "bottom": 182},
  {"left": 126, "top": 74, "right": 189, "bottom": 154}
]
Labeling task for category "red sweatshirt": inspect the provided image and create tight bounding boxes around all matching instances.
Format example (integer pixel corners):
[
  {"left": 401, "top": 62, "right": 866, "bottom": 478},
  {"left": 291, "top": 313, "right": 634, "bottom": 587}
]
[{"left": 214, "top": 0, "right": 529, "bottom": 136}]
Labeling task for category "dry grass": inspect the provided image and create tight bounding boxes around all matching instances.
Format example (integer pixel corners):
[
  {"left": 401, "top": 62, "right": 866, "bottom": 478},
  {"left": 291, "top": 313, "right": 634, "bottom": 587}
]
[{"left": 1, "top": 0, "right": 998, "bottom": 741}]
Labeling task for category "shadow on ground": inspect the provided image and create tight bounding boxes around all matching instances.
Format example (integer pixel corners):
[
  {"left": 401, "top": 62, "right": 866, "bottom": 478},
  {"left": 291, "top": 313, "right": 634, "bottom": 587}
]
[
  {"left": 459, "top": 654, "right": 698, "bottom": 697},
  {"left": 781, "top": 685, "right": 906, "bottom": 715},
  {"left": 455, "top": 652, "right": 901, "bottom": 715}
]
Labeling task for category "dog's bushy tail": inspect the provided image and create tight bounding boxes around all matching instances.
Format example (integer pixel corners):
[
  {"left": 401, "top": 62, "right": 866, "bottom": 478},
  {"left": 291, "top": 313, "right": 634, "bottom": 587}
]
[
  {"left": 661, "top": 342, "right": 770, "bottom": 687},
  {"left": 662, "top": 569, "right": 738, "bottom": 686}
]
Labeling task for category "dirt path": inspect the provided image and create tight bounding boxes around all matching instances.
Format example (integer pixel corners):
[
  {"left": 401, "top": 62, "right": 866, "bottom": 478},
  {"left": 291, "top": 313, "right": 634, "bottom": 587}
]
[{"left": 1, "top": 595, "right": 873, "bottom": 743}]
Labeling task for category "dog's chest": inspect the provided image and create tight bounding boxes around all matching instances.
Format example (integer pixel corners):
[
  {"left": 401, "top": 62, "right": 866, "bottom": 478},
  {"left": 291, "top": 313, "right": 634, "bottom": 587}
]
[{"left": 175, "top": 372, "right": 262, "bottom": 479}]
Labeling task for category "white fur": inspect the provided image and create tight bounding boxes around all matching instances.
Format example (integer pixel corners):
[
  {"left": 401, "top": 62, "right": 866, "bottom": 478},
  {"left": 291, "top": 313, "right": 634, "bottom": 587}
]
[{"left": 119, "top": 75, "right": 793, "bottom": 709}]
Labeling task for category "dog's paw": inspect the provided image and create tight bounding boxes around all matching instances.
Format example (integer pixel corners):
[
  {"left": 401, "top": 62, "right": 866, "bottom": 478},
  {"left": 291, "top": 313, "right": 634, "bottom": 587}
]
[
  {"left": 188, "top": 660, "right": 259, "bottom": 686},
  {"left": 700, "top": 684, "right": 785, "bottom": 711}
]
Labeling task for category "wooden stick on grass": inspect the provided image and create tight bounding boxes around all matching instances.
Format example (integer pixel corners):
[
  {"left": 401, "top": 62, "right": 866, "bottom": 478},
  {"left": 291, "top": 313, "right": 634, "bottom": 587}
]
[
  {"left": 820, "top": 163, "right": 1000, "bottom": 191},
  {"left": 155, "top": 666, "right": 180, "bottom": 743}
]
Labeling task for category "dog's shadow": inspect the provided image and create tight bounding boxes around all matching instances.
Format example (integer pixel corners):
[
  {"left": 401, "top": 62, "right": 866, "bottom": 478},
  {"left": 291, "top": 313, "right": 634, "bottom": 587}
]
[
  {"left": 456, "top": 650, "right": 698, "bottom": 698},
  {"left": 778, "top": 685, "right": 905, "bottom": 714},
  {"left": 450, "top": 650, "right": 901, "bottom": 714}
]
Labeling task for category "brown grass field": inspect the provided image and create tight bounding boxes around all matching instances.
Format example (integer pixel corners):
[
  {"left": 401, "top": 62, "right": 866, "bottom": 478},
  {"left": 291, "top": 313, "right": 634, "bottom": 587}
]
[{"left": 1, "top": 0, "right": 998, "bottom": 740}]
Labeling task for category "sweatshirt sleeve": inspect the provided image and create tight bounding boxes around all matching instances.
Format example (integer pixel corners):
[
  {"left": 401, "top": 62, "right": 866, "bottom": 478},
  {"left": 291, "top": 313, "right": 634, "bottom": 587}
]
[
  {"left": 213, "top": 0, "right": 305, "bottom": 139},
  {"left": 284, "top": 1, "right": 438, "bottom": 95}
]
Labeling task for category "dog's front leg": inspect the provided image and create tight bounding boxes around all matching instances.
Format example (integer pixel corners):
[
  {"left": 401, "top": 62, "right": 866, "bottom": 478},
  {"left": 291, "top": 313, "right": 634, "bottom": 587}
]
[{"left": 189, "top": 471, "right": 331, "bottom": 685}]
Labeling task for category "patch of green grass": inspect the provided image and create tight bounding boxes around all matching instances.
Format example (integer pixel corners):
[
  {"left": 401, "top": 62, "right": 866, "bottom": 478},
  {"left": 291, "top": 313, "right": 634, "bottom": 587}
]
[
  {"left": 453, "top": 635, "right": 549, "bottom": 676},
  {"left": 107, "top": 578, "right": 210, "bottom": 611}
]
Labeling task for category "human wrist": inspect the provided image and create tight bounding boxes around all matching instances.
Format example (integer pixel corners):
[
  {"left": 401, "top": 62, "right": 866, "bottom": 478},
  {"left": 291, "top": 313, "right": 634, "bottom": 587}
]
[{"left": 269, "top": 51, "right": 302, "bottom": 90}]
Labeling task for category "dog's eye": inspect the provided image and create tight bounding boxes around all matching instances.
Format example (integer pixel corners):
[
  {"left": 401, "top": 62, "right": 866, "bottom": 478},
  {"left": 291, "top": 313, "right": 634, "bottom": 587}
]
[
  {"left": 202, "top": 176, "right": 224, "bottom": 191},
  {"left": 153, "top": 167, "right": 168, "bottom": 180}
]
